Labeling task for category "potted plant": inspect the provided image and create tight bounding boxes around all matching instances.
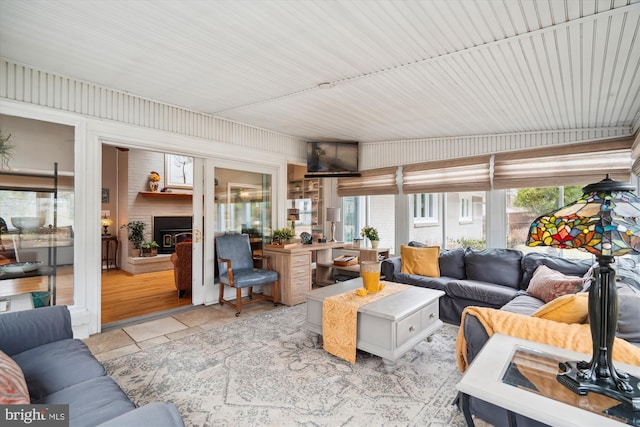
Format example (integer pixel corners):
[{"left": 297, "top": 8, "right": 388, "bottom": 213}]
[
  {"left": 272, "top": 227, "right": 294, "bottom": 245},
  {"left": 361, "top": 225, "right": 380, "bottom": 248},
  {"left": 121, "top": 221, "right": 145, "bottom": 256},
  {"left": 141, "top": 240, "right": 159, "bottom": 257}
]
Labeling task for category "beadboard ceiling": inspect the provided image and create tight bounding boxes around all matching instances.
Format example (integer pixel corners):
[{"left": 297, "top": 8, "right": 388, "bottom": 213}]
[{"left": 0, "top": 0, "right": 639, "bottom": 143}]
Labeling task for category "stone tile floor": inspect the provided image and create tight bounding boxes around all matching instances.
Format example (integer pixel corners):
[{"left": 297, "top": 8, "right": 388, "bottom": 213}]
[{"left": 84, "top": 301, "right": 279, "bottom": 362}]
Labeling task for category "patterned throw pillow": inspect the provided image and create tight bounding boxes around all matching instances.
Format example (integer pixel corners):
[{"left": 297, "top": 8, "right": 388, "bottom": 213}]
[
  {"left": 526, "top": 264, "right": 585, "bottom": 303},
  {"left": 0, "top": 350, "right": 29, "bottom": 404}
]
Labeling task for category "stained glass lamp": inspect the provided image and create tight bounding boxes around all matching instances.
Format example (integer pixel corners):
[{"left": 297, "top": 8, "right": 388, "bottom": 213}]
[{"left": 527, "top": 175, "right": 640, "bottom": 411}]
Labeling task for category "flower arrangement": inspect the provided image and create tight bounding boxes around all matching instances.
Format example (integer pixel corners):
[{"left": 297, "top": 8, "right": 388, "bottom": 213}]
[
  {"left": 148, "top": 171, "right": 161, "bottom": 182},
  {"left": 360, "top": 225, "right": 379, "bottom": 241}
]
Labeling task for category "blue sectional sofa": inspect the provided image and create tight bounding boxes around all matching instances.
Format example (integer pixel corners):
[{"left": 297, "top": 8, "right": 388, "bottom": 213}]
[
  {"left": 382, "top": 243, "right": 640, "bottom": 427},
  {"left": 0, "top": 305, "right": 184, "bottom": 427}
]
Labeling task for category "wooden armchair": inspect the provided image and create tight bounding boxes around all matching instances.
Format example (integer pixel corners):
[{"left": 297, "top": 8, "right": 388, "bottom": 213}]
[{"left": 169, "top": 241, "right": 192, "bottom": 298}]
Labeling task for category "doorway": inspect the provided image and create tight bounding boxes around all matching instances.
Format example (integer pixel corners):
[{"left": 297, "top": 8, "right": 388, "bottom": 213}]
[{"left": 100, "top": 146, "right": 197, "bottom": 325}]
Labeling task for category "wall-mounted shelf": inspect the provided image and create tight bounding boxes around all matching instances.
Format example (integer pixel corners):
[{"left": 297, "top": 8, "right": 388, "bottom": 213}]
[{"left": 139, "top": 191, "right": 192, "bottom": 199}]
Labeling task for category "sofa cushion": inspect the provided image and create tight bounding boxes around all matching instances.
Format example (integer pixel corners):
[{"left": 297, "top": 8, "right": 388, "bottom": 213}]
[
  {"left": 12, "top": 338, "right": 106, "bottom": 401},
  {"left": 439, "top": 248, "right": 466, "bottom": 279},
  {"left": 400, "top": 245, "right": 440, "bottom": 277},
  {"left": 532, "top": 292, "right": 589, "bottom": 324},
  {"left": 446, "top": 279, "right": 519, "bottom": 307},
  {"left": 464, "top": 248, "right": 523, "bottom": 289},
  {"left": 0, "top": 350, "right": 29, "bottom": 404},
  {"left": 526, "top": 265, "right": 585, "bottom": 303},
  {"left": 393, "top": 272, "right": 449, "bottom": 291},
  {"left": 501, "top": 293, "right": 546, "bottom": 315},
  {"left": 36, "top": 376, "right": 135, "bottom": 427},
  {"left": 520, "top": 252, "right": 592, "bottom": 290},
  {"left": 617, "top": 283, "right": 640, "bottom": 343}
]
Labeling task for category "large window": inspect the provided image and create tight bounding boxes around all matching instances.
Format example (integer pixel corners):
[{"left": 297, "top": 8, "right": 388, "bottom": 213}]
[
  {"left": 342, "top": 195, "right": 395, "bottom": 254},
  {"left": 413, "top": 194, "right": 438, "bottom": 225},
  {"left": 408, "top": 192, "right": 486, "bottom": 250},
  {"left": 506, "top": 185, "right": 590, "bottom": 259}
]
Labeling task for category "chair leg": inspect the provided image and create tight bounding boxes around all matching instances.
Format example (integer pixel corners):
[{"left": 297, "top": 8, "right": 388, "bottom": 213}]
[
  {"left": 273, "top": 280, "right": 279, "bottom": 306},
  {"left": 218, "top": 281, "right": 225, "bottom": 305},
  {"left": 235, "top": 287, "right": 242, "bottom": 317},
  {"left": 248, "top": 286, "right": 253, "bottom": 299}
]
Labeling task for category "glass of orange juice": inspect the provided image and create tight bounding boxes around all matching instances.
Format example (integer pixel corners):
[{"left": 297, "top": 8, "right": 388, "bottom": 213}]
[{"left": 360, "top": 261, "right": 382, "bottom": 293}]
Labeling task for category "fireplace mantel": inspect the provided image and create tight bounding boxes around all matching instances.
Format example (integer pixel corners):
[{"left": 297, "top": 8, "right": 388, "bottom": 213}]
[{"left": 139, "top": 191, "right": 192, "bottom": 199}]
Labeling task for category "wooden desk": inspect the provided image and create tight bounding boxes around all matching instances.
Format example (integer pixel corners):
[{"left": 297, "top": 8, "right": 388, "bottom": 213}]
[
  {"left": 101, "top": 235, "right": 119, "bottom": 270},
  {"left": 263, "top": 242, "right": 390, "bottom": 306}
]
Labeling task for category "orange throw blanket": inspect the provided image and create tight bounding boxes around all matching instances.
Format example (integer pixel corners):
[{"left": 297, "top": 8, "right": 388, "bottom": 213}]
[
  {"left": 456, "top": 306, "right": 640, "bottom": 372},
  {"left": 323, "top": 282, "right": 410, "bottom": 363}
]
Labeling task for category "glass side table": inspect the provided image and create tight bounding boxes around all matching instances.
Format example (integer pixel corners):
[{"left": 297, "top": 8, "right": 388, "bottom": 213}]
[{"left": 456, "top": 334, "right": 640, "bottom": 427}]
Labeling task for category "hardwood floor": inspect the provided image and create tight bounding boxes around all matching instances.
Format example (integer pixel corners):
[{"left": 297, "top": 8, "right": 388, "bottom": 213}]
[
  {"left": 101, "top": 268, "right": 192, "bottom": 325},
  {"left": 1, "top": 266, "right": 193, "bottom": 325}
]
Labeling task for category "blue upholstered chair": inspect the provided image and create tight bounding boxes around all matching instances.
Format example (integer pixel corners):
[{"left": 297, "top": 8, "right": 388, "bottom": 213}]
[{"left": 215, "top": 233, "right": 278, "bottom": 316}]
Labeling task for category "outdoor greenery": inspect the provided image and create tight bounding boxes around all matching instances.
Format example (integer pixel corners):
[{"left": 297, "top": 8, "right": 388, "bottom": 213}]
[
  {"left": 513, "top": 186, "right": 583, "bottom": 215},
  {"left": 121, "top": 221, "right": 145, "bottom": 248},
  {"left": 448, "top": 237, "right": 486, "bottom": 250},
  {"left": 360, "top": 225, "right": 379, "bottom": 241}
]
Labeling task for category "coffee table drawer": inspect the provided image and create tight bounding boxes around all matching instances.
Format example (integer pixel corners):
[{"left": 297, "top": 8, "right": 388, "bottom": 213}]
[{"left": 396, "top": 300, "right": 439, "bottom": 348}]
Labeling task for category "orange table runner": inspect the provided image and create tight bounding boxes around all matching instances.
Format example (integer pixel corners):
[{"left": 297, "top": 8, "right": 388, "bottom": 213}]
[{"left": 322, "top": 281, "right": 410, "bottom": 363}]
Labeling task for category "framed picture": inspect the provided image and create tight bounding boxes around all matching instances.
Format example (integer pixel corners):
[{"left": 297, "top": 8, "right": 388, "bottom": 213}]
[
  {"left": 101, "top": 188, "right": 109, "bottom": 203},
  {"left": 165, "top": 154, "right": 194, "bottom": 189}
]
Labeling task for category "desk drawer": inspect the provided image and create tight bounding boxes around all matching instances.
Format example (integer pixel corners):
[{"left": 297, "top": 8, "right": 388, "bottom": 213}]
[
  {"left": 291, "top": 254, "right": 311, "bottom": 267},
  {"left": 396, "top": 300, "right": 438, "bottom": 348},
  {"left": 291, "top": 264, "right": 310, "bottom": 278}
]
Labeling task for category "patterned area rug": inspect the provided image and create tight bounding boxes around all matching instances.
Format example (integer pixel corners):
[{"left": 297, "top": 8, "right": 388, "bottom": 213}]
[{"left": 104, "top": 304, "right": 467, "bottom": 426}]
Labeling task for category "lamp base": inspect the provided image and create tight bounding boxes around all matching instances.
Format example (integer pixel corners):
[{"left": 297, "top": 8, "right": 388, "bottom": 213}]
[{"left": 558, "top": 361, "right": 640, "bottom": 411}]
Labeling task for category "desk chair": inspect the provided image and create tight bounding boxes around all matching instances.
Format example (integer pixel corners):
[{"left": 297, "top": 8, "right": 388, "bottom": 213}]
[{"left": 216, "top": 233, "right": 278, "bottom": 316}]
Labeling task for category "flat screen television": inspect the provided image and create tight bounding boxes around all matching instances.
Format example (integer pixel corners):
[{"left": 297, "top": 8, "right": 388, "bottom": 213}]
[{"left": 305, "top": 141, "right": 360, "bottom": 178}]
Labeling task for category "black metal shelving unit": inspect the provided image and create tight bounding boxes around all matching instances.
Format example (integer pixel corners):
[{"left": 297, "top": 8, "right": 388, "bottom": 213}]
[{"left": 0, "top": 162, "right": 58, "bottom": 305}]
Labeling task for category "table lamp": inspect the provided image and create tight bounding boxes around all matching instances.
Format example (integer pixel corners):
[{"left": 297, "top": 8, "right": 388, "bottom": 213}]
[
  {"left": 101, "top": 217, "right": 113, "bottom": 236},
  {"left": 326, "top": 207, "right": 341, "bottom": 242},
  {"left": 287, "top": 208, "right": 300, "bottom": 234},
  {"left": 526, "top": 175, "right": 640, "bottom": 411}
]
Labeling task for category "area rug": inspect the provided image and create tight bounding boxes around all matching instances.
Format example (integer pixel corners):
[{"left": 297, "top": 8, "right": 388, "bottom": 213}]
[{"left": 103, "top": 304, "right": 467, "bottom": 426}]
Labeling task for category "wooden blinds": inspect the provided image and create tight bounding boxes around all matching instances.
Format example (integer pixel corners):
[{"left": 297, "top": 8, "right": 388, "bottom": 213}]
[
  {"left": 336, "top": 167, "right": 398, "bottom": 197},
  {"left": 493, "top": 138, "right": 633, "bottom": 189},
  {"left": 402, "top": 156, "right": 491, "bottom": 194}
]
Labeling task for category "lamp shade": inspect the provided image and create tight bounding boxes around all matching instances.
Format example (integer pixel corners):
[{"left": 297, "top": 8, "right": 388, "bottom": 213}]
[
  {"left": 326, "top": 207, "right": 341, "bottom": 222},
  {"left": 526, "top": 176, "right": 640, "bottom": 256},
  {"left": 287, "top": 208, "right": 300, "bottom": 221},
  {"left": 101, "top": 217, "right": 113, "bottom": 227}
]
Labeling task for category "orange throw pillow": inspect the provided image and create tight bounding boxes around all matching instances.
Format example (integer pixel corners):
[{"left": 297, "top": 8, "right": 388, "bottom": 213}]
[
  {"left": 532, "top": 292, "right": 589, "bottom": 324},
  {"left": 400, "top": 245, "right": 440, "bottom": 277}
]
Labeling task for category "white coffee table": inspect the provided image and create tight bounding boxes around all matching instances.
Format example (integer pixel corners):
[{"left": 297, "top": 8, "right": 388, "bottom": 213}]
[{"left": 305, "top": 278, "right": 444, "bottom": 372}]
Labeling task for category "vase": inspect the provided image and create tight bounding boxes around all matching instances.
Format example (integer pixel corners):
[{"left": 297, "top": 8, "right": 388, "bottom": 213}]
[
  {"left": 149, "top": 181, "right": 159, "bottom": 192},
  {"left": 370, "top": 240, "right": 379, "bottom": 249}
]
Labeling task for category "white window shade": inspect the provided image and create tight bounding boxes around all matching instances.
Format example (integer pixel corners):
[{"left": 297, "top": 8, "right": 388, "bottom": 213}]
[
  {"left": 402, "top": 156, "right": 491, "bottom": 194},
  {"left": 493, "top": 139, "right": 633, "bottom": 189},
  {"left": 337, "top": 167, "right": 398, "bottom": 197}
]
